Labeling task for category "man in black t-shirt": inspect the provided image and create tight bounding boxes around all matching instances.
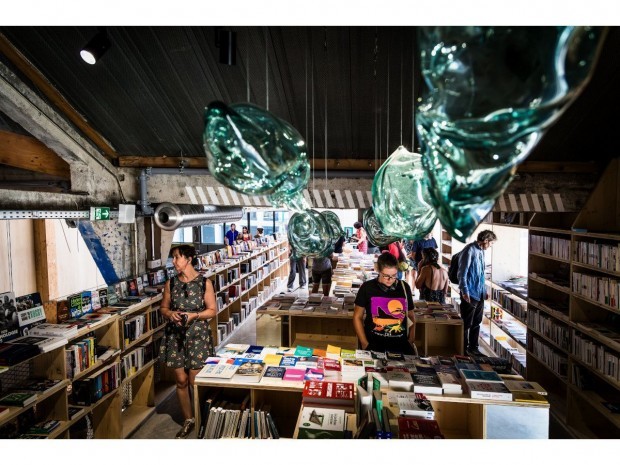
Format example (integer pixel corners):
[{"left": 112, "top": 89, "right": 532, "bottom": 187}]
[{"left": 353, "top": 253, "right": 416, "bottom": 354}]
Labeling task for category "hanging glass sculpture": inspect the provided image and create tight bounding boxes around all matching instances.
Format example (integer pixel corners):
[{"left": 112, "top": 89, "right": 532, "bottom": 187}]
[
  {"left": 321, "top": 210, "right": 345, "bottom": 243},
  {"left": 363, "top": 207, "right": 401, "bottom": 248},
  {"left": 372, "top": 146, "right": 436, "bottom": 240},
  {"left": 415, "top": 26, "right": 607, "bottom": 241},
  {"left": 287, "top": 209, "right": 333, "bottom": 258},
  {"left": 203, "top": 101, "right": 310, "bottom": 211},
  {"left": 268, "top": 190, "right": 310, "bottom": 213}
]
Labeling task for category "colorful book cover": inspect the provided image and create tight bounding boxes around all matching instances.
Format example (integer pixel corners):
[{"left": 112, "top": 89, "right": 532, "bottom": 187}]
[
  {"left": 263, "top": 366, "right": 286, "bottom": 379},
  {"left": 263, "top": 354, "right": 283, "bottom": 366},
  {"left": 304, "top": 368, "right": 325, "bottom": 381},
  {"left": 81, "top": 292, "right": 92, "bottom": 315},
  {"left": 294, "top": 345, "right": 314, "bottom": 357},
  {"left": 0, "top": 291, "right": 19, "bottom": 343},
  {"left": 68, "top": 293, "right": 83, "bottom": 318},
  {"left": 283, "top": 367, "right": 306, "bottom": 381},
  {"left": 279, "top": 356, "right": 298, "bottom": 367}
]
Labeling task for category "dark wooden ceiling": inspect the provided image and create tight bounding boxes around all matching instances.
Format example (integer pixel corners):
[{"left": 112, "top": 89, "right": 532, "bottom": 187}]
[{"left": 1, "top": 26, "right": 619, "bottom": 170}]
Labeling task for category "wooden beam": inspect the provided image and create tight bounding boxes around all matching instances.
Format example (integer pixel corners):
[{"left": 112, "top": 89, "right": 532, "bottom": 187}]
[
  {"left": 118, "top": 155, "right": 600, "bottom": 173},
  {"left": 0, "top": 34, "right": 118, "bottom": 161},
  {"left": 0, "top": 130, "right": 70, "bottom": 178},
  {"left": 33, "top": 219, "right": 58, "bottom": 321}
]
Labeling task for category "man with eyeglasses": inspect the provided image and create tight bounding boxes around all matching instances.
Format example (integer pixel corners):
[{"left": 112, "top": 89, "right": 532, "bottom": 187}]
[
  {"left": 457, "top": 229, "right": 497, "bottom": 356},
  {"left": 353, "top": 253, "right": 416, "bottom": 354}
]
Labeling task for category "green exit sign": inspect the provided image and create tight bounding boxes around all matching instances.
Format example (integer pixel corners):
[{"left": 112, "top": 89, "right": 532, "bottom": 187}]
[{"left": 90, "top": 207, "right": 111, "bottom": 221}]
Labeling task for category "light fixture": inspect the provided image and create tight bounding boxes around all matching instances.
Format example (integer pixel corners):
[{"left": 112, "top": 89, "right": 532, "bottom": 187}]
[{"left": 80, "top": 29, "right": 110, "bottom": 65}]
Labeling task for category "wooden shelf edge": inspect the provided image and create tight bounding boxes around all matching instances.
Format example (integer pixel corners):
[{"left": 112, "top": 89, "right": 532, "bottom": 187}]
[{"left": 0, "top": 379, "right": 70, "bottom": 427}]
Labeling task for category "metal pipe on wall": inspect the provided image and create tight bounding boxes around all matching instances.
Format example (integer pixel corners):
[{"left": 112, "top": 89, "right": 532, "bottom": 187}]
[{"left": 154, "top": 202, "right": 244, "bottom": 231}]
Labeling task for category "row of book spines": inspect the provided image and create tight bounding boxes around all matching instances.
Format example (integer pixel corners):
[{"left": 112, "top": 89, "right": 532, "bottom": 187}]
[
  {"left": 571, "top": 332, "right": 620, "bottom": 382},
  {"left": 71, "top": 362, "right": 121, "bottom": 405},
  {"left": 65, "top": 336, "right": 96, "bottom": 378},
  {"left": 121, "top": 343, "right": 154, "bottom": 379},
  {"left": 572, "top": 272, "right": 620, "bottom": 309},
  {"left": 529, "top": 335, "right": 569, "bottom": 377},
  {"left": 527, "top": 309, "right": 571, "bottom": 351},
  {"left": 573, "top": 240, "right": 620, "bottom": 272},
  {"left": 530, "top": 235, "right": 571, "bottom": 260},
  {"left": 200, "top": 407, "right": 278, "bottom": 439},
  {"left": 123, "top": 315, "right": 146, "bottom": 346}
]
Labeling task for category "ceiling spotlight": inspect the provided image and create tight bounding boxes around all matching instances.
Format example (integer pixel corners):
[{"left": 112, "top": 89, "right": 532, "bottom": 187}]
[{"left": 80, "top": 29, "right": 110, "bottom": 65}]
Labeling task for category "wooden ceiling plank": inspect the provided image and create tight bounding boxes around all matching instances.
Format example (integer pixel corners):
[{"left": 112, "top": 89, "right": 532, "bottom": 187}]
[
  {"left": 0, "top": 130, "right": 70, "bottom": 178},
  {"left": 0, "top": 33, "right": 118, "bottom": 161}
]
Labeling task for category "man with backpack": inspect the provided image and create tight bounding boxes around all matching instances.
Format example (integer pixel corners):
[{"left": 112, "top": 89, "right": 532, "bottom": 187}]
[{"left": 455, "top": 230, "right": 497, "bottom": 356}]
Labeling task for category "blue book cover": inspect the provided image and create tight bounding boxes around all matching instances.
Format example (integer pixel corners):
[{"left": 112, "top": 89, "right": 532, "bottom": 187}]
[
  {"left": 461, "top": 369, "right": 503, "bottom": 383},
  {"left": 279, "top": 356, "right": 298, "bottom": 367},
  {"left": 246, "top": 345, "right": 264, "bottom": 354}
]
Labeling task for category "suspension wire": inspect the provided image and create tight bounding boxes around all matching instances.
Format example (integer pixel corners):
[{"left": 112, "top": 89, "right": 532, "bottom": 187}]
[
  {"left": 324, "top": 27, "right": 328, "bottom": 183},
  {"left": 412, "top": 28, "right": 416, "bottom": 152},
  {"left": 246, "top": 33, "right": 250, "bottom": 102},
  {"left": 400, "top": 32, "right": 404, "bottom": 147},
  {"left": 311, "top": 31, "right": 315, "bottom": 194},
  {"left": 386, "top": 31, "right": 390, "bottom": 159},
  {"left": 265, "top": 27, "right": 269, "bottom": 111},
  {"left": 373, "top": 28, "right": 378, "bottom": 174}
]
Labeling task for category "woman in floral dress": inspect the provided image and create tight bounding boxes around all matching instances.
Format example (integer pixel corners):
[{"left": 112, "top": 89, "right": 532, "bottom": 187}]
[{"left": 160, "top": 245, "right": 217, "bottom": 438}]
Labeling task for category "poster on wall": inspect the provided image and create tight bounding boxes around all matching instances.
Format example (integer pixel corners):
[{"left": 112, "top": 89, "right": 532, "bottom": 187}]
[{"left": 0, "top": 291, "right": 19, "bottom": 343}]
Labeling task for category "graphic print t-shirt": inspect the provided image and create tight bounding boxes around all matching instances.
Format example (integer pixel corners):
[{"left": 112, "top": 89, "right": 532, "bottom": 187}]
[{"left": 354, "top": 279, "right": 414, "bottom": 351}]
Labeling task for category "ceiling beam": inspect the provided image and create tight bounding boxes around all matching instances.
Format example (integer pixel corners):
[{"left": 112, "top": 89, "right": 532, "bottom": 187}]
[
  {"left": 0, "top": 130, "right": 70, "bottom": 178},
  {"left": 118, "top": 155, "right": 599, "bottom": 173},
  {"left": 0, "top": 33, "right": 118, "bottom": 162}
]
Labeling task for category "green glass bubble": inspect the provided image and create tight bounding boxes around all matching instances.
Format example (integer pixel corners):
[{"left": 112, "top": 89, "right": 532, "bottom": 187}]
[
  {"left": 321, "top": 210, "right": 345, "bottom": 243},
  {"left": 268, "top": 190, "right": 310, "bottom": 213},
  {"left": 372, "top": 146, "right": 436, "bottom": 240},
  {"left": 203, "top": 101, "right": 310, "bottom": 203},
  {"left": 416, "top": 26, "right": 607, "bottom": 241},
  {"left": 287, "top": 209, "right": 333, "bottom": 258},
  {"left": 363, "top": 207, "right": 401, "bottom": 248}
]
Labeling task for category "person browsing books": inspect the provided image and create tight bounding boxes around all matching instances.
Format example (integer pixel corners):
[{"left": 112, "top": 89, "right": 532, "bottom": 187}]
[
  {"left": 311, "top": 255, "right": 333, "bottom": 296},
  {"left": 353, "top": 253, "right": 416, "bottom": 354},
  {"left": 415, "top": 248, "right": 450, "bottom": 304},
  {"left": 225, "top": 223, "right": 239, "bottom": 244},
  {"left": 240, "top": 226, "right": 252, "bottom": 241},
  {"left": 159, "top": 244, "right": 217, "bottom": 438},
  {"left": 350, "top": 221, "right": 368, "bottom": 253},
  {"left": 457, "top": 229, "right": 497, "bottom": 356},
  {"left": 253, "top": 227, "right": 264, "bottom": 239}
]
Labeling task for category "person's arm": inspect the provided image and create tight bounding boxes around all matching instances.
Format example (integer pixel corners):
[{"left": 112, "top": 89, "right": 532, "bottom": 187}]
[
  {"left": 353, "top": 305, "right": 369, "bottom": 349},
  {"left": 443, "top": 269, "right": 450, "bottom": 294},
  {"left": 359, "top": 228, "right": 367, "bottom": 242},
  {"left": 407, "top": 309, "right": 416, "bottom": 345},
  {"left": 415, "top": 266, "right": 427, "bottom": 290},
  {"left": 458, "top": 246, "right": 472, "bottom": 303},
  {"left": 160, "top": 280, "right": 182, "bottom": 325},
  {"left": 189, "top": 279, "right": 217, "bottom": 322}
]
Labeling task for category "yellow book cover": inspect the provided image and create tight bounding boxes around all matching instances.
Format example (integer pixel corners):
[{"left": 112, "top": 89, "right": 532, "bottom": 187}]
[
  {"left": 263, "top": 354, "right": 283, "bottom": 366},
  {"left": 326, "top": 344, "right": 342, "bottom": 360}
]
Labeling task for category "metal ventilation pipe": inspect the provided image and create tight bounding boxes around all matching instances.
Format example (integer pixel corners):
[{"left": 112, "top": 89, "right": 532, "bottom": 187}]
[{"left": 154, "top": 203, "right": 244, "bottom": 231}]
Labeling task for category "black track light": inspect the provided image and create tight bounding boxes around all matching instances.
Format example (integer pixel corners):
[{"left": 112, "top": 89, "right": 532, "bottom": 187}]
[{"left": 80, "top": 29, "right": 110, "bottom": 65}]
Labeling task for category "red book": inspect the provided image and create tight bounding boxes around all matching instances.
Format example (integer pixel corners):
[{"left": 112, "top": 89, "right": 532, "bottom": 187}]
[
  {"left": 302, "top": 380, "right": 355, "bottom": 406},
  {"left": 397, "top": 417, "right": 444, "bottom": 439}
]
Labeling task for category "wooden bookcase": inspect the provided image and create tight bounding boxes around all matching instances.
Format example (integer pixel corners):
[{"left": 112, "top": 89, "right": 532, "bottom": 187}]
[
  {"left": 526, "top": 158, "right": 620, "bottom": 438},
  {"left": 193, "top": 378, "right": 303, "bottom": 438},
  {"left": 199, "top": 239, "right": 289, "bottom": 351}
]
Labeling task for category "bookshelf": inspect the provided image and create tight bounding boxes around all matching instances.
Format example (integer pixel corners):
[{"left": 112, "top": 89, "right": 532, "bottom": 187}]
[
  {"left": 198, "top": 239, "right": 290, "bottom": 350},
  {"left": 525, "top": 158, "right": 620, "bottom": 439}
]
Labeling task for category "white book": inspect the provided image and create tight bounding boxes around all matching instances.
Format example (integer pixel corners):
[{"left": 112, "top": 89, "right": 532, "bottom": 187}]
[
  {"left": 196, "top": 364, "right": 239, "bottom": 379},
  {"left": 387, "top": 371, "right": 414, "bottom": 392}
]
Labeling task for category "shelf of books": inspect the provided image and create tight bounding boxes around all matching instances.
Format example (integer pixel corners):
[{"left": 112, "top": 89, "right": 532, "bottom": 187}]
[
  {"left": 196, "top": 238, "right": 289, "bottom": 351},
  {"left": 440, "top": 227, "right": 452, "bottom": 268},
  {"left": 193, "top": 343, "right": 549, "bottom": 439},
  {"left": 525, "top": 158, "right": 620, "bottom": 438}
]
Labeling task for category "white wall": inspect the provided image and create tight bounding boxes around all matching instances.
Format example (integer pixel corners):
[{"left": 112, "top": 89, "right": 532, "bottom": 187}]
[
  {"left": 0, "top": 219, "right": 107, "bottom": 302},
  {"left": 0, "top": 220, "right": 37, "bottom": 296},
  {"left": 316, "top": 208, "right": 359, "bottom": 232},
  {"left": 53, "top": 219, "right": 106, "bottom": 300}
]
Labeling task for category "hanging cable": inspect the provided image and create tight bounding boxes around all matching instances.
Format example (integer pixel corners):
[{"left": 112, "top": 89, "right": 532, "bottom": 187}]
[
  {"left": 386, "top": 31, "right": 390, "bottom": 159},
  {"left": 246, "top": 33, "right": 250, "bottom": 102},
  {"left": 400, "top": 33, "right": 404, "bottom": 147},
  {"left": 265, "top": 27, "right": 269, "bottom": 111},
  {"left": 373, "top": 28, "right": 378, "bottom": 174},
  {"left": 412, "top": 28, "right": 416, "bottom": 152},
  {"left": 311, "top": 31, "right": 315, "bottom": 194},
  {"left": 324, "top": 27, "right": 328, "bottom": 183}
]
